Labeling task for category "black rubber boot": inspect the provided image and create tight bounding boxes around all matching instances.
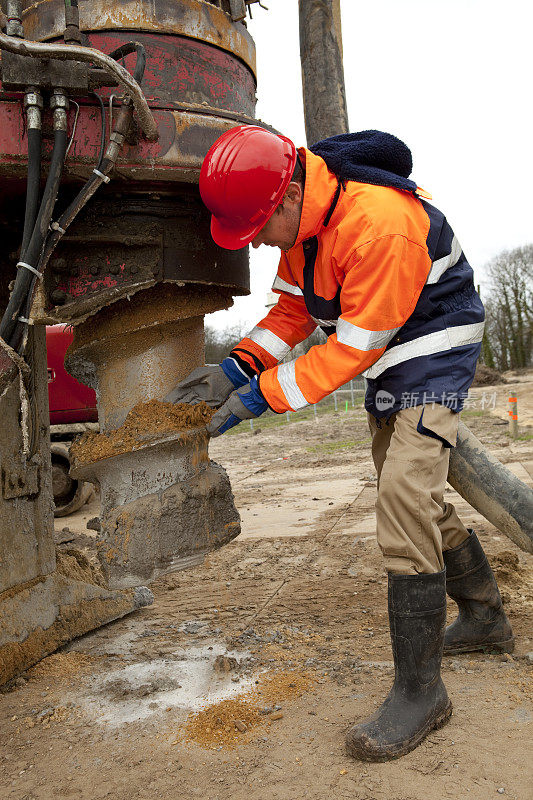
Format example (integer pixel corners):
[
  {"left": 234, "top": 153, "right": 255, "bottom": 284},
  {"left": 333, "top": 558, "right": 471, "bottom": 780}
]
[
  {"left": 443, "top": 529, "right": 514, "bottom": 654},
  {"left": 345, "top": 570, "right": 452, "bottom": 762}
]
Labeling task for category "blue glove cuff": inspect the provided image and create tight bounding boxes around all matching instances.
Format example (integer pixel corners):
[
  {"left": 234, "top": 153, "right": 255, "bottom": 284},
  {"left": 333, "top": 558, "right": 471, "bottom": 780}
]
[
  {"left": 221, "top": 357, "right": 250, "bottom": 388},
  {"left": 238, "top": 375, "right": 268, "bottom": 416},
  {"left": 217, "top": 413, "right": 243, "bottom": 436}
]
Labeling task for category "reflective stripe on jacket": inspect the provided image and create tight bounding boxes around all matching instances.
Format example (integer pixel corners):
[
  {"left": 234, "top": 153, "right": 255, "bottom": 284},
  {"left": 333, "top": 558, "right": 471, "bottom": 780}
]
[{"left": 230, "top": 149, "right": 484, "bottom": 417}]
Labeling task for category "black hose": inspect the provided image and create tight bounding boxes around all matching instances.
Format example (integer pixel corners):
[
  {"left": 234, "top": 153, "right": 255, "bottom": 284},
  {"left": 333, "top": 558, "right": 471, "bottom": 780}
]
[
  {"left": 40, "top": 100, "right": 136, "bottom": 272},
  {"left": 108, "top": 42, "right": 147, "bottom": 84},
  {"left": 21, "top": 126, "right": 42, "bottom": 259},
  {"left": 0, "top": 127, "right": 68, "bottom": 346},
  {"left": 42, "top": 153, "right": 114, "bottom": 267},
  {"left": 91, "top": 91, "right": 106, "bottom": 170}
]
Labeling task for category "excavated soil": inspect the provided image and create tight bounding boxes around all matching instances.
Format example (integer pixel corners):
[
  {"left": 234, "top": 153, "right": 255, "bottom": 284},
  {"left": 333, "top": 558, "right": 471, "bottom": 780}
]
[
  {"left": 179, "top": 670, "right": 315, "bottom": 750},
  {"left": 1, "top": 377, "right": 532, "bottom": 800},
  {"left": 55, "top": 548, "right": 107, "bottom": 588},
  {"left": 70, "top": 399, "right": 213, "bottom": 464}
]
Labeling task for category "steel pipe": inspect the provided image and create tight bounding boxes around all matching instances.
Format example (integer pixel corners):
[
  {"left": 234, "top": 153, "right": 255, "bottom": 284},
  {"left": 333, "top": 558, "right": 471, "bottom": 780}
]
[
  {"left": 298, "top": 0, "right": 349, "bottom": 145},
  {"left": 449, "top": 421, "right": 533, "bottom": 554}
]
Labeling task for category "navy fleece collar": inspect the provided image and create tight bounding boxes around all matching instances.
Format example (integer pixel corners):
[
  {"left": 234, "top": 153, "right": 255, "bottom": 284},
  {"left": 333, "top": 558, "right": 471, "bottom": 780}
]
[{"left": 310, "top": 130, "right": 418, "bottom": 193}]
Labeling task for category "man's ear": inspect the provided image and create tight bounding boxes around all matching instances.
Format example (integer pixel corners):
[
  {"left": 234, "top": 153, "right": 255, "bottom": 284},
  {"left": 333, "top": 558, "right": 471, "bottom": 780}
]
[{"left": 284, "top": 180, "right": 303, "bottom": 205}]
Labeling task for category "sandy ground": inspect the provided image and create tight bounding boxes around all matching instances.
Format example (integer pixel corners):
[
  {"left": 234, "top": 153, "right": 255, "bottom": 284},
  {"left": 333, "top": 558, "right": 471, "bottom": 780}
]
[{"left": 1, "top": 380, "right": 532, "bottom": 800}]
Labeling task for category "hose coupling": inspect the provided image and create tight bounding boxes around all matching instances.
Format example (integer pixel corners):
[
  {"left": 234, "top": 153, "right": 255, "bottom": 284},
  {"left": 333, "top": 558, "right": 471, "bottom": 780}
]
[
  {"left": 64, "top": 4, "right": 82, "bottom": 45},
  {"left": 6, "top": 1, "right": 23, "bottom": 37},
  {"left": 103, "top": 139, "right": 122, "bottom": 163},
  {"left": 24, "top": 87, "right": 44, "bottom": 130},
  {"left": 50, "top": 89, "right": 69, "bottom": 131},
  {"left": 109, "top": 131, "right": 125, "bottom": 146}
]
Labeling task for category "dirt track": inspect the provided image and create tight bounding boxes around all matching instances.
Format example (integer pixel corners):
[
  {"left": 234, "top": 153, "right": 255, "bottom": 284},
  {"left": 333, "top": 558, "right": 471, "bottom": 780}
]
[{"left": 1, "top": 381, "right": 532, "bottom": 800}]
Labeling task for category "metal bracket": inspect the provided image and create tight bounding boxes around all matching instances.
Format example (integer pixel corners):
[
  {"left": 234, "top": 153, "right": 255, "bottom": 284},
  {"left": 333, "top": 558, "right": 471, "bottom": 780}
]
[
  {"left": 0, "top": 50, "right": 89, "bottom": 93},
  {"left": 2, "top": 463, "right": 40, "bottom": 499},
  {"left": 229, "top": 0, "right": 246, "bottom": 22}
]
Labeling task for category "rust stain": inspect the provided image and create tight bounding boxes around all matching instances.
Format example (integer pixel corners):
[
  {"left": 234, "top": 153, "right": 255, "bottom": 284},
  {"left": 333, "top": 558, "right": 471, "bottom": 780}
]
[{"left": 22, "top": 0, "right": 256, "bottom": 74}]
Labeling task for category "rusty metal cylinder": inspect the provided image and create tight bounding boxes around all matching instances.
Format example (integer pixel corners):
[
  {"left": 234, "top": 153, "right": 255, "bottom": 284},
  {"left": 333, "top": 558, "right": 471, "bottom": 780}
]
[
  {"left": 3, "top": 1, "right": 261, "bottom": 587},
  {"left": 65, "top": 285, "right": 225, "bottom": 430},
  {"left": 94, "top": 318, "right": 204, "bottom": 430}
]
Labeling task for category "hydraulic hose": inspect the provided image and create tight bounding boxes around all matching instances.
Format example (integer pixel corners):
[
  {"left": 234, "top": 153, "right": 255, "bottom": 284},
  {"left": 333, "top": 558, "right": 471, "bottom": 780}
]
[
  {"left": 20, "top": 92, "right": 43, "bottom": 257},
  {"left": 0, "top": 30, "right": 158, "bottom": 140},
  {"left": 108, "top": 42, "right": 147, "bottom": 85},
  {"left": 0, "top": 125, "right": 68, "bottom": 347},
  {"left": 21, "top": 129, "right": 42, "bottom": 257},
  {"left": 15, "top": 98, "right": 134, "bottom": 346},
  {"left": 41, "top": 99, "right": 135, "bottom": 273},
  {"left": 91, "top": 91, "right": 106, "bottom": 170}
]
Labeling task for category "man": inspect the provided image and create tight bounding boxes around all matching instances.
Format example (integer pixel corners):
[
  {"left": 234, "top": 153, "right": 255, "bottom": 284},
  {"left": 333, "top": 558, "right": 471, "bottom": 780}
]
[{"left": 167, "top": 126, "right": 513, "bottom": 761}]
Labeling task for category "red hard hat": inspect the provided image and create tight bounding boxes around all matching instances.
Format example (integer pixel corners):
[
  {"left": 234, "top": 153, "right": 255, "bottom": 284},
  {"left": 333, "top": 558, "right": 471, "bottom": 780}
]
[{"left": 199, "top": 125, "right": 297, "bottom": 250}]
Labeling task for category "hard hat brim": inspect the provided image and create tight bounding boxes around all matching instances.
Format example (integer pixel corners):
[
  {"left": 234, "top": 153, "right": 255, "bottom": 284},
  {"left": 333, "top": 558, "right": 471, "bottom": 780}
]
[{"left": 210, "top": 215, "right": 267, "bottom": 251}]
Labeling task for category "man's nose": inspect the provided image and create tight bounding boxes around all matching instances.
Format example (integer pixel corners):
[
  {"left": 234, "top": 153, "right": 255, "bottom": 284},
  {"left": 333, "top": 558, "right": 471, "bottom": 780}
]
[{"left": 251, "top": 235, "right": 262, "bottom": 249}]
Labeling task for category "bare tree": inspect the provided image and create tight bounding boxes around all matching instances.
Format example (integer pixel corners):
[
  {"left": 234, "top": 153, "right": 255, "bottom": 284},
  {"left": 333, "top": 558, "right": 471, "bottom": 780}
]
[
  {"left": 481, "top": 245, "right": 533, "bottom": 371},
  {"left": 204, "top": 323, "right": 250, "bottom": 364}
]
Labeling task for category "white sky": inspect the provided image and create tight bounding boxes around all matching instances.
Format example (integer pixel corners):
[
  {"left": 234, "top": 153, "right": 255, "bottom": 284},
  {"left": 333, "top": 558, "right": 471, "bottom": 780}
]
[{"left": 207, "top": 0, "right": 532, "bottom": 331}]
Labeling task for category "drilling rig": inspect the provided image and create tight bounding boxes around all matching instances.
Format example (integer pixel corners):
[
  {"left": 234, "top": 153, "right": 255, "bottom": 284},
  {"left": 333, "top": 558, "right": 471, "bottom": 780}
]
[
  {"left": 1, "top": 0, "right": 531, "bottom": 688},
  {"left": 0, "top": 0, "right": 262, "bottom": 685}
]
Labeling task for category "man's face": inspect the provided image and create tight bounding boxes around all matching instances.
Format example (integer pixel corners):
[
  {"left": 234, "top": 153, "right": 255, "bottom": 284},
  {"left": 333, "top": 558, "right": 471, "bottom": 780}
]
[{"left": 251, "top": 180, "right": 303, "bottom": 251}]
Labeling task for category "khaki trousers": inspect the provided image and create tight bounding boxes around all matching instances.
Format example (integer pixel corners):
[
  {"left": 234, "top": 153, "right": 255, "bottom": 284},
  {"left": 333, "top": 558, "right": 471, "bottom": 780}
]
[{"left": 367, "top": 404, "right": 470, "bottom": 575}]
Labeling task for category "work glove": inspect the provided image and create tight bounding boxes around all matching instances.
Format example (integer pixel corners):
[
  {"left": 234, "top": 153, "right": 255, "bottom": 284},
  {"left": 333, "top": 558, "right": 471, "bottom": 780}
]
[
  {"left": 164, "top": 358, "right": 248, "bottom": 408},
  {"left": 207, "top": 376, "right": 268, "bottom": 437}
]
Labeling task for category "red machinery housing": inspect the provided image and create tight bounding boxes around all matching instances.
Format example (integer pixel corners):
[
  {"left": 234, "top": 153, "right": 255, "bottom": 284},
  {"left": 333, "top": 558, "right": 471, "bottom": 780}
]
[
  {"left": 0, "top": 1, "right": 261, "bottom": 587},
  {"left": 47, "top": 325, "right": 97, "bottom": 426},
  {"left": 46, "top": 325, "right": 97, "bottom": 517}
]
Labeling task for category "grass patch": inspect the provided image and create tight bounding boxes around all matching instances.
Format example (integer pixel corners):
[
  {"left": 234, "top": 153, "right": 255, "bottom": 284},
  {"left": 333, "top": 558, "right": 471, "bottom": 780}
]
[
  {"left": 223, "top": 402, "right": 366, "bottom": 435},
  {"left": 307, "top": 438, "right": 371, "bottom": 453}
]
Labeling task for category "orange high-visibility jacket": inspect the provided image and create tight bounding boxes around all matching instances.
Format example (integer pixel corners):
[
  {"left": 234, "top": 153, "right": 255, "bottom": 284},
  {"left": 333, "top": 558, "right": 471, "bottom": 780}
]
[{"left": 230, "top": 148, "right": 483, "bottom": 415}]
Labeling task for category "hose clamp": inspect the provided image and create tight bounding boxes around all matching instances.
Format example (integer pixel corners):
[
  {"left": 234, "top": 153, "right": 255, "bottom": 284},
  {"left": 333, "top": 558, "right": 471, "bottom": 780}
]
[
  {"left": 23, "top": 88, "right": 44, "bottom": 130},
  {"left": 52, "top": 108, "right": 69, "bottom": 132},
  {"left": 50, "top": 222, "right": 66, "bottom": 235},
  {"left": 6, "top": 19, "right": 24, "bottom": 38},
  {"left": 17, "top": 261, "right": 43, "bottom": 280},
  {"left": 93, "top": 169, "right": 110, "bottom": 183}
]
